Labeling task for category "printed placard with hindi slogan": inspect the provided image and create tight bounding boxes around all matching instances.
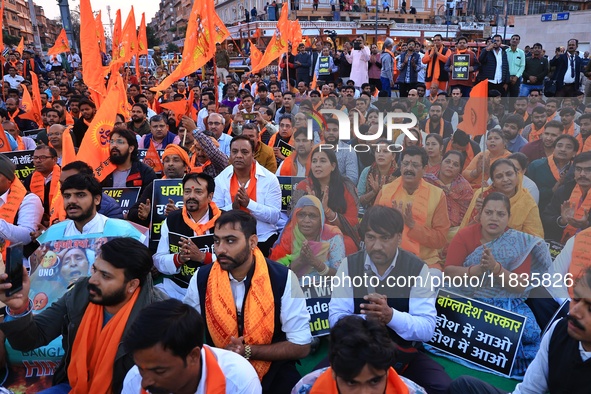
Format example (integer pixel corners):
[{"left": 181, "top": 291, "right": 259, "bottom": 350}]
[
  {"left": 452, "top": 54, "right": 470, "bottom": 80},
  {"left": 150, "top": 179, "right": 184, "bottom": 249},
  {"left": 301, "top": 284, "right": 332, "bottom": 337},
  {"left": 278, "top": 139, "right": 294, "bottom": 158},
  {"left": 428, "top": 289, "right": 526, "bottom": 377},
  {"left": 277, "top": 176, "right": 305, "bottom": 212},
  {"left": 23, "top": 128, "right": 44, "bottom": 142},
  {"left": 2, "top": 150, "right": 35, "bottom": 180},
  {"left": 103, "top": 187, "right": 141, "bottom": 216},
  {"left": 168, "top": 232, "right": 215, "bottom": 286}
]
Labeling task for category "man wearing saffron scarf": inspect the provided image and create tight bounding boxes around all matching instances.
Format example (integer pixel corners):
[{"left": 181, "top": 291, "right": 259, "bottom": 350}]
[
  {"left": 23, "top": 145, "right": 60, "bottom": 224},
  {"left": 520, "top": 120, "right": 564, "bottom": 164},
  {"left": 521, "top": 106, "right": 548, "bottom": 142},
  {"left": 445, "top": 36, "right": 479, "bottom": 98},
  {"left": 184, "top": 210, "right": 311, "bottom": 394},
  {"left": 419, "top": 103, "right": 454, "bottom": 139},
  {"left": 276, "top": 127, "right": 313, "bottom": 177},
  {"left": 122, "top": 299, "right": 261, "bottom": 393},
  {"left": 1, "top": 120, "right": 36, "bottom": 150},
  {"left": 329, "top": 206, "right": 450, "bottom": 394},
  {"left": 0, "top": 237, "right": 165, "bottom": 394},
  {"left": 154, "top": 173, "right": 221, "bottom": 300},
  {"left": 293, "top": 316, "right": 427, "bottom": 393},
  {"left": 213, "top": 136, "right": 282, "bottom": 256},
  {"left": 422, "top": 34, "right": 450, "bottom": 98},
  {"left": 71, "top": 99, "right": 96, "bottom": 147},
  {"left": 139, "top": 115, "right": 181, "bottom": 150},
  {"left": 375, "top": 146, "right": 450, "bottom": 267}
]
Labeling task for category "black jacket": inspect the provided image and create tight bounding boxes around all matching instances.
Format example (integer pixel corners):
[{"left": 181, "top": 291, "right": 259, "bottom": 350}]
[
  {"left": 477, "top": 48, "right": 510, "bottom": 84},
  {"left": 550, "top": 52, "right": 583, "bottom": 90},
  {"left": 540, "top": 180, "right": 590, "bottom": 242},
  {"left": 100, "top": 160, "right": 157, "bottom": 197}
]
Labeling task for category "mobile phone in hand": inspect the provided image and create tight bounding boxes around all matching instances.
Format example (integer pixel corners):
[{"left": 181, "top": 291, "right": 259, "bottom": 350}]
[{"left": 5, "top": 243, "right": 24, "bottom": 297}]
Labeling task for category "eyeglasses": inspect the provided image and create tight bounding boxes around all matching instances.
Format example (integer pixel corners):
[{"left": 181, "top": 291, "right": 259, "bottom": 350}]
[
  {"left": 109, "top": 139, "right": 127, "bottom": 145},
  {"left": 575, "top": 166, "right": 591, "bottom": 174},
  {"left": 32, "top": 155, "right": 54, "bottom": 161}
]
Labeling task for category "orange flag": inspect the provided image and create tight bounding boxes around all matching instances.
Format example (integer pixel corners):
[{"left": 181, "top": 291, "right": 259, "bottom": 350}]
[
  {"left": 250, "top": 41, "right": 263, "bottom": 70},
  {"left": 144, "top": 140, "right": 163, "bottom": 173},
  {"left": 161, "top": 100, "right": 191, "bottom": 126},
  {"left": 153, "top": 0, "right": 218, "bottom": 91},
  {"left": 212, "top": 11, "right": 231, "bottom": 44},
  {"left": 457, "top": 80, "right": 488, "bottom": 137},
  {"left": 186, "top": 89, "right": 197, "bottom": 120},
  {"left": 107, "top": 72, "right": 131, "bottom": 121},
  {"left": 119, "top": 7, "right": 138, "bottom": 63},
  {"left": 19, "top": 84, "right": 42, "bottom": 126},
  {"left": 95, "top": 11, "right": 107, "bottom": 54},
  {"left": 30, "top": 71, "right": 43, "bottom": 116},
  {"left": 61, "top": 126, "right": 77, "bottom": 166},
  {"left": 47, "top": 29, "right": 70, "bottom": 56},
  {"left": 250, "top": 5, "right": 289, "bottom": 74},
  {"left": 76, "top": 82, "right": 120, "bottom": 182},
  {"left": 112, "top": 9, "right": 122, "bottom": 62},
  {"left": 0, "top": 124, "right": 11, "bottom": 153},
  {"left": 80, "top": 0, "right": 107, "bottom": 105},
  {"left": 137, "top": 12, "right": 148, "bottom": 56},
  {"left": 289, "top": 21, "right": 302, "bottom": 55},
  {"left": 15, "top": 37, "right": 24, "bottom": 57}
]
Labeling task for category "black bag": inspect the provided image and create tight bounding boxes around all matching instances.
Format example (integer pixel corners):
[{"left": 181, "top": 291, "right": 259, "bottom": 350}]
[{"left": 544, "top": 78, "right": 557, "bottom": 97}]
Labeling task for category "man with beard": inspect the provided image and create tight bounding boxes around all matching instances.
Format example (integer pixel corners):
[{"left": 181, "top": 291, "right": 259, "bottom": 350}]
[
  {"left": 127, "top": 103, "right": 151, "bottom": 136},
  {"left": 100, "top": 128, "right": 156, "bottom": 196},
  {"left": 213, "top": 136, "right": 282, "bottom": 256},
  {"left": 274, "top": 92, "right": 299, "bottom": 124},
  {"left": 576, "top": 113, "right": 591, "bottom": 153},
  {"left": 184, "top": 210, "right": 311, "bottom": 394},
  {"left": 520, "top": 120, "right": 564, "bottom": 163},
  {"left": 321, "top": 118, "right": 359, "bottom": 184},
  {"left": 123, "top": 299, "right": 261, "bottom": 393},
  {"left": 5, "top": 97, "right": 38, "bottom": 132},
  {"left": 449, "top": 267, "right": 591, "bottom": 394},
  {"left": 560, "top": 107, "right": 580, "bottom": 138},
  {"left": 0, "top": 236, "right": 162, "bottom": 393},
  {"left": 522, "top": 106, "right": 547, "bottom": 142},
  {"left": 72, "top": 99, "right": 97, "bottom": 147},
  {"left": 542, "top": 151, "right": 591, "bottom": 243},
  {"left": 501, "top": 114, "right": 527, "bottom": 153},
  {"left": 154, "top": 173, "right": 221, "bottom": 300},
  {"left": 23, "top": 145, "right": 61, "bottom": 225},
  {"left": 396, "top": 39, "right": 422, "bottom": 97},
  {"left": 329, "top": 206, "right": 450, "bottom": 393},
  {"left": 419, "top": 103, "right": 454, "bottom": 139},
  {"left": 128, "top": 144, "right": 191, "bottom": 228},
  {"left": 375, "top": 146, "right": 450, "bottom": 267},
  {"left": 276, "top": 127, "right": 313, "bottom": 176}
]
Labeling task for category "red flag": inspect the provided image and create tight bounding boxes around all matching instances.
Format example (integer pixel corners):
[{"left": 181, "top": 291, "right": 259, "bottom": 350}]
[
  {"left": 457, "top": 80, "right": 488, "bottom": 137},
  {"left": 95, "top": 11, "right": 107, "bottom": 54},
  {"left": 137, "top": 12, "right": 148, "bottom": 56},
  {"left": 112, "top": 9, "right": 122, "bottom": 62},
  {"left": 80, "top": 0, "right": 107, "bottom": 105},
  {"left": 47, "top": 29, "right": 70, "bottom": 56},
  {"left": 251, "top": 5, "right": 289, "bottom": 74},
  {"left": 15, "top": 37, "right": 24, "bottom": 57},
  {"left": 144, "top": 140, "right": 163, "bottom": 173},
  {"left": 153, "top": 0, "right": 218, "bottom": 91},
  {"left": 19, "top": 84, "right": 42, "bottom": 125},
  {"left": 119, "top": 7, "right": 138, "bottom": 63}
]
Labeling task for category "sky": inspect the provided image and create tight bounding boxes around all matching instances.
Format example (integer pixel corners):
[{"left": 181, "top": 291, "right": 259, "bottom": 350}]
[{"left": 35, "top": 0, "right": 160, "bottom": 31}]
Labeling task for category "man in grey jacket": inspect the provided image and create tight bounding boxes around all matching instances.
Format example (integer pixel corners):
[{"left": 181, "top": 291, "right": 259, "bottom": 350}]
[{"left": 380, "top": 38, "right": 396, "bottom": 97}]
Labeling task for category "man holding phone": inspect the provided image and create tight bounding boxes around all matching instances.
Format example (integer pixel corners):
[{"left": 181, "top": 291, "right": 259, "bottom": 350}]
[{"left": 345, "top": 36, "right": 371, "bottom": 86}]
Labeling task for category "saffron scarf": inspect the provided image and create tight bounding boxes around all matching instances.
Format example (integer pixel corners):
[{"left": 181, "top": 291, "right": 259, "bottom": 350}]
[
  {"left": 310, "top": 367, "right": 409, "bottom": 394},
  {"left": 376, "top": 177, "right": 430, "bottom": 256},
  {"left": 29, "top": 164, "right": 61, "bottom": 205},
  {"left": 564, "top": 122, "right": 576, "bottom": 137},
  {"left": 229, "top": 163, "right": 257, "bottom": 213},
  {"left": 68, "top": 288, "right": 140, "bottom": 394},
  {"left": 424, "top": 46, "right": 449, "bottom": 90},
  {"left": 15, "top": 135, "right": 24, "bottom": 151},
  {"left": 140, "top": 346, "right": 226, "bottom": 394},
  {"left": 205, "top": 248, "right": 275, "bottom": 380},
  {"left": 569, "top": 228, "right": 591, "bottom": 298},
  {"left": 0, "top": 178, "right": 27, "bottom": 261},
  {"left": 425, "top": 119, "right": 445, "bottom": 137},
  {"left": 181, "top": 203, "right": 222, "bottom": 235},
  {"left": 528, "top": 123, "right": 544, "bottom": 142},
  {"left": 562, "top": 185, "right": 591, "bottom": 243},
  {"left": 49, "top": 190, "right": 66, "bottom": 224},
  {"left": 547, "top": 155, "right": 562, "bottom": 182}
]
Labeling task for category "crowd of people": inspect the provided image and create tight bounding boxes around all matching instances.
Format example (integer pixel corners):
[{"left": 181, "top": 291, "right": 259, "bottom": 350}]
[{"left": 0, "top": 31, "right": 590, "bottom": 394}]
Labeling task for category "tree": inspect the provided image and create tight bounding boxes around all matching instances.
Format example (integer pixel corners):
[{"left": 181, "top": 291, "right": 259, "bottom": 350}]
[
  {"left": 166, "top": 43, "right": 179, "bottom": 53},
  {"left": 146, "top": 25, "right": 160, "bottom": 48},
  {"left": 2, "top": 30, "right": 20, "bottom": 47}
]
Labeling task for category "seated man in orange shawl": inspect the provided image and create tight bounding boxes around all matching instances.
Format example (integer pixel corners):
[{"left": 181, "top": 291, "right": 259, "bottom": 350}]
[
  {"left": 184, "top": 210, "right": 312, "bottom": 394},
  {"left": 0, "top": 238, "right": 166, "bottom": 394},
  {"left": 292, "top": 315, "right": 427, "bottom": 394}
]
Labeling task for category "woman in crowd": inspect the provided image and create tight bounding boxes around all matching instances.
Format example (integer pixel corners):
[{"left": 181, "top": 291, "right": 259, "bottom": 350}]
[
  {"left": 443, "top": 192, "right": 551, "bottom": 377},
  {"left": 460, "top": 159, "right": 543, "bottom": 238},
  {"left": 424, "top": 150, "right": 473, "bottom": 236},
  {"left": 462, "top": 128, "right": 511, "bottom": 189},
  {"left": 295, "top": 147, "right": 360, "bottom": 254},
  {"left": 424, "top": 133, "right": 444, "bottom": 175},
  {"left": 401, "top": 127, "right": 423, "bottom": 150},
  {"left": 357, "top": 139, "right": 398, "bottom": 210},
  {"left": 270, "top": 195, "right": 345, "bottom": 278}
]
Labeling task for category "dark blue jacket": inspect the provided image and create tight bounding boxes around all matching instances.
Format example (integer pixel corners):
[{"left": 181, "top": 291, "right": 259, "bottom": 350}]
[
  {"left": 550, "top": 52, "right": 583, "bottom": 90},
  {"left": 99, "top": 193, "right": 124, "bottom": 219},
  {"left": 477, "top": 48, "right": 510, "bottom": 84}
]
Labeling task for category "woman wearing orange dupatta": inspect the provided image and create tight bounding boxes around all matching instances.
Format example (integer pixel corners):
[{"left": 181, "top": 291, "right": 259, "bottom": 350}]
[
  {"left": 462, "top": 129, "right": 511, "bottom": 189},
  {"left": 293, "top": 316, "right": 427, "bottom": 394}
]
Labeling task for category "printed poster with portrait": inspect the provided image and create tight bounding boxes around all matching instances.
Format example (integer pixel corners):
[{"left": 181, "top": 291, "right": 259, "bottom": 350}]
[{"left": 2, "top": 236, "right": 117, "bottom": 393}]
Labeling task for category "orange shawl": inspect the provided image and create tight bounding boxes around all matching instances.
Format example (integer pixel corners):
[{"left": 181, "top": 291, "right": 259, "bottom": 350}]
[
  {"left": 0, "top": 178, "right": 27, "bottom": 261},
  {"left": 181, "top": 203, "right": 221, "bottom": 235},
  {"left": 15, "top": 135, "right": 25, "bottom": 151},
  {"left": 547, "top": 155, "right": 561, "bottom": 182},
  {"left": 140, "top": 346, "right": 226, "bottom": 394},
  {"left": 229, "top": 163, "right": 257, "bottom": 212},
  {"left": 425, "top": 119, "right": 444, "bottom": 137},
  {"left": 528, "top": 123, "right": 544, "bottom": 142},
  {"left": 562, "top": 185, "right": 591, "bottom": 243},
  {"left": 68, "top": 288, "right": 140, "bottom": 394},
  {"left": 30, "top": 164, "right": 60, "bottom": 205},
  {"left": 205, "top": 248, "right": 274, "bottom": 380},
  {"left": 279, "top": 152, "right": 310, "bottom": 176},
  {"left": 569, "top": 228, "right": 591, "bottom": 298},
  {"left": 310, "top": 367, "right": 408, "bottom": 394},
  {"left": 49, "top": 190, "right": 66, "bottom": 224}
]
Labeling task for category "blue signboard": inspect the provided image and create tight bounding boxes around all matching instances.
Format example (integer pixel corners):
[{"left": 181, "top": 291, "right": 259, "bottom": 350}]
[{"left": 541, "top": 12, "right": 569, "bottom": 22}]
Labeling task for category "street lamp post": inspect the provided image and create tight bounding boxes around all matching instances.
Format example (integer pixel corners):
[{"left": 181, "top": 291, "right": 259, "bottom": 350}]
[
  {"left": 503, "top": 1, "right": 509, "bottom": 41},
  {"left": 375, "top": 0, "right": 379, "bottom": 43}
]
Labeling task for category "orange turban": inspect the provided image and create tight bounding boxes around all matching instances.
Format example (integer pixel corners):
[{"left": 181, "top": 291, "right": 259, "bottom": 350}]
[{"left": 162, "top": 144, "right": 191, "bottom": 168}]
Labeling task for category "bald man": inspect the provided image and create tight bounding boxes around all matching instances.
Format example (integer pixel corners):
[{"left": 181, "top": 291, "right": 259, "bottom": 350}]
[{"left": 2, "top": 120, "right": 36, "bottom": 150}]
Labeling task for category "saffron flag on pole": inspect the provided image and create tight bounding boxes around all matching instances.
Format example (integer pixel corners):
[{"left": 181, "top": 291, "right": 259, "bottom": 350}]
[
  {"left": 61, "top": 126, "right": 77, "bottom": 167},
  {"left": 250, "top": 41, "right": 263, "bottom": 70},
  {"left": 106, "top": 72, "right": 131, "bottom": 121},
  {"left": 250, "top": 4, "right": 289, "bottom": 74},
  {"left": 19, "top": 84, "right": 42, "bottom": 125},
  {"left": 144, "top": 140, "right": 163, "bottom": 173},
  {"left": 119, "top": 7, "right": 138, "bottom": 64},
  {"left": 95, "top": 11, "right": 107, "bottom": 54},
  {"left": 137, "top": 12, "right": 149, "bottom": 56},
  {"left": 76, "top": 83, "right": 120, "bottom": 181},
  {"left": 212, "top": 11, "right": 230, "bottom": 44},
  {"left": 15, "top": 37, "right": 24, "bottom": 57},
  {"left": 80, "top": 0, "right": 107, "bottom": 104},
  {"left": 153, "top": 0, "right": 218, "bottom": 91},
  {"left": 289, "top": 21, "right": 302, "bottom": 55},
  {"left": 160, "top": 99, "right": 193, "bottom": 126},
  {"left": 457, "top": 80, "right": 488, "bottom": 137},
  {"left": 0, "top": 0, "right": 4, "bottom": 51},
  {"left": 112, "top": 9, "right": 122, "bottom": 62},
  {"left": 47, "top": 29, "right": 70, "bottom": 56}
]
